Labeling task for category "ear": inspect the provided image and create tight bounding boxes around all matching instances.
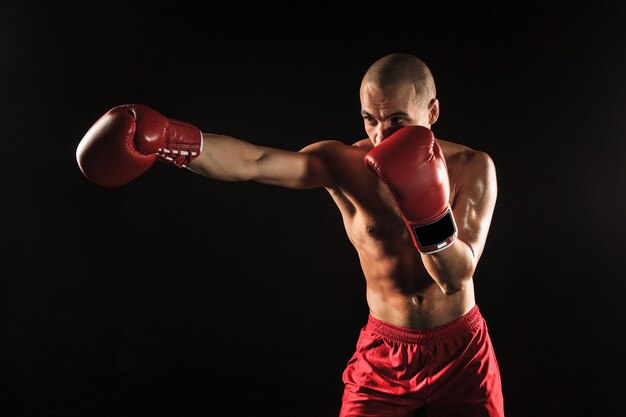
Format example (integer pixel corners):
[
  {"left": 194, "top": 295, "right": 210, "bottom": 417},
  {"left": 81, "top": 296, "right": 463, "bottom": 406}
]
[{"left": 428, "top": 98, "right": 440, "bottom": 125}]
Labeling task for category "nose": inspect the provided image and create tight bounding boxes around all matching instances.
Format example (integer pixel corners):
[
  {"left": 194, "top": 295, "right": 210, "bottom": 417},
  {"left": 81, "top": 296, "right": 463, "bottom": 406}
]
[
  {"left": 373, "top": 124, "right": 389, "bottom": 145},
  {"left": 373, "top": 124, "right": 399, "bottom": 145}
]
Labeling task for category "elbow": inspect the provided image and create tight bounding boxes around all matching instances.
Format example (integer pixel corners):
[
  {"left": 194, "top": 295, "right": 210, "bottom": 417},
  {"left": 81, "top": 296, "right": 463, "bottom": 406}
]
[
  {"left": 439, "top": 282, "right": 466, "bottom": 296},
  {"left": 437, "top": 267, "right": 475, "bottom": 296}
]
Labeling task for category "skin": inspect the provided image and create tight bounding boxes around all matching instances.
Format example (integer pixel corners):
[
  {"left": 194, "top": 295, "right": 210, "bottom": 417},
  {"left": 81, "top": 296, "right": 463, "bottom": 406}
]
[{"left": 188, "top": 77, "right": 497, "bottom": 329}]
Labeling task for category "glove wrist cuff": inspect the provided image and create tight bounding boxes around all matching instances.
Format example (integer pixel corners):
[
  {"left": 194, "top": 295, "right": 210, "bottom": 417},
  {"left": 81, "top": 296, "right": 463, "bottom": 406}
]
[
  {"left": 410, "top": 207, "right": 458, "bottom": 254},
  {"left": 157, "top": 119, "right": 203, "bottom": 168}
]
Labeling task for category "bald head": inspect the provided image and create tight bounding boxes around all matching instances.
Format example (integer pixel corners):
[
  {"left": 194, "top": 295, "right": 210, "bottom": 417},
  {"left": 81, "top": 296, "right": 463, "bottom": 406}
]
[{"left": 362, "top": 53, "right": 436, "bottom": 107}]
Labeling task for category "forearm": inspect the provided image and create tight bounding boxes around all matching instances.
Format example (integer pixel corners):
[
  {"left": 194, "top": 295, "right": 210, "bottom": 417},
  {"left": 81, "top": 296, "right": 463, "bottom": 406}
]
[
  {"left": 422, "top": 239, "right": 476, "bottom": 295},
  {"left": 188, "top": 133, "right": 264, "bottom": 181}
]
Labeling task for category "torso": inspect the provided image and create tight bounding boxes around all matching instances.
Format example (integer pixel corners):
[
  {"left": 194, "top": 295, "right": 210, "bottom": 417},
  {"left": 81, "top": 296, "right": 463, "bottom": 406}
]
[{"left": 321, "top": 137, "right": 477, "bottom": 329}]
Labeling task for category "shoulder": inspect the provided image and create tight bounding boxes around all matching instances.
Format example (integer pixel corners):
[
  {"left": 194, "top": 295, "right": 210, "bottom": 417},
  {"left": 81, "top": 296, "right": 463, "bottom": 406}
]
[
  {"left": 437, "top": 138, "right": 496, "bottom": 178},
  {"left": 438, "top": 138, "right": 497, "bottom": 204},
  {"left": 299, "top": 138, "right": 370, "bottom": 158},
  {"left": 352, "top": 138, "right": 373, "bottom": 150},
  {"left": 298, "top": 139, "right": 372, "bottom": 187},
  {"left": 299, "top": 139, "right": 347, "bottom": 154}
]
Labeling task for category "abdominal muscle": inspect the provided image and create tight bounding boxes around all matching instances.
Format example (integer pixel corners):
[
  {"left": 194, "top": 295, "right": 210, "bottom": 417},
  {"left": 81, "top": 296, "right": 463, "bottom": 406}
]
[
  {"left": 364, "top": 275, "right": 476, "bottom": 329},
  {"left": 354, "top": 231, "right": 476, "bottom": 330}
]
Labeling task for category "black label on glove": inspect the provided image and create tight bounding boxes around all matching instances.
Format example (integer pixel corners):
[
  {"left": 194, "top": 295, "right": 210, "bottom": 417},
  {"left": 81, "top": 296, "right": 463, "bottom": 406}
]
[{"left": 413, "top": 211, "right": 456, "bottom": 248}]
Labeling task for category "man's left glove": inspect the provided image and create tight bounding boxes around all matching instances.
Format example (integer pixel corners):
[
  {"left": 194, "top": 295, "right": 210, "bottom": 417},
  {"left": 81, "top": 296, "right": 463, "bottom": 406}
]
[{"left": 364, "top": 125, "right": 457, "bottom": 254}]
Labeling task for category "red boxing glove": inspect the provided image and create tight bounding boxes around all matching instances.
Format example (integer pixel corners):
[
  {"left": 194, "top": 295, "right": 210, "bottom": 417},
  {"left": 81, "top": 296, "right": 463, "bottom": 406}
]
[
  {"left": 76, "top": 104, "right": 203, "bottom": 187},
  {"left": 364, "top": 126, "right": 457, "bottom": 254}
]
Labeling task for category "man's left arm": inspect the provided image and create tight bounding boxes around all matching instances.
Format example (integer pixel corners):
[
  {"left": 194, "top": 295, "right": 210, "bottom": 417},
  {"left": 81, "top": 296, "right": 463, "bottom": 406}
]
[
  {"left": 364, "top": 126, "right": 498, "bottom": 295},
  {"left": 422, "top": 150, "right": 498, "bottom": 294}
]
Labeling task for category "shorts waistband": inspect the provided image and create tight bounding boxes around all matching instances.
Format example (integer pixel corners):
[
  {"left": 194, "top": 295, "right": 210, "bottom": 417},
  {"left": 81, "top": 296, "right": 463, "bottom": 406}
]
[{"left": 366, "top": 305, "right": 483, "bottom": 344}]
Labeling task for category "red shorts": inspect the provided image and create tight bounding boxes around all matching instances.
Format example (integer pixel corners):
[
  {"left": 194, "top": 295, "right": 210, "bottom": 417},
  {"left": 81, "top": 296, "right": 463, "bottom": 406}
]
[{"left": 340, "top": 305, "right": 504, "bottom": 417}]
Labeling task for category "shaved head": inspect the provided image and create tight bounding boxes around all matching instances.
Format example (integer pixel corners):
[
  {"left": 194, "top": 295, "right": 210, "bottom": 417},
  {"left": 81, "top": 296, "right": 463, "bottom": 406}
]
[{"left": 362, "top": 53, "right": 436, "bottom": 107}]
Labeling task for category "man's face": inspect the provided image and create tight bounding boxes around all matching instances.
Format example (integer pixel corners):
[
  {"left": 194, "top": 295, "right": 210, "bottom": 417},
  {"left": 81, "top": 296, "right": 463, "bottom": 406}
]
[{"left": 360, "top": 81, "right": 436, "bottom": 146}]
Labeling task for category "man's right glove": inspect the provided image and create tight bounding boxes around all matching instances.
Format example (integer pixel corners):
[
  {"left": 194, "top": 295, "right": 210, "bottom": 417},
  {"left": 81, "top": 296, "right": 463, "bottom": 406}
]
[
  {"left": 76, "top": 104, "right": 203, "bottom": 187},
  {"left": 364, "top": 125, "right": 457, "bottom": 254}
]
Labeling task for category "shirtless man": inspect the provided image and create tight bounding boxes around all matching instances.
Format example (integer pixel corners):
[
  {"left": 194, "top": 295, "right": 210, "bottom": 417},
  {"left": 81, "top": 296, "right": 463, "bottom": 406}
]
[{"left": 76, "top": 53, "right": 504, "bottom": 416}]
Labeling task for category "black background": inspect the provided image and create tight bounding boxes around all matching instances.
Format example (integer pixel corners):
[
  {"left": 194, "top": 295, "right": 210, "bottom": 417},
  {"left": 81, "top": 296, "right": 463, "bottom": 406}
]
[{"left": 2, "top": 1, "right": 625, "bottom": 416}]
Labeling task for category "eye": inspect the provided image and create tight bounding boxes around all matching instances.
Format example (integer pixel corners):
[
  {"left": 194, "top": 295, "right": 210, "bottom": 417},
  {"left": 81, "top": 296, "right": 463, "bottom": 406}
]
[
  {"left": 362, "top": 115, "right": 377, "bottom": 126},
  {"left": 390, "top": 117, "right": 405, "bottom": 126}
]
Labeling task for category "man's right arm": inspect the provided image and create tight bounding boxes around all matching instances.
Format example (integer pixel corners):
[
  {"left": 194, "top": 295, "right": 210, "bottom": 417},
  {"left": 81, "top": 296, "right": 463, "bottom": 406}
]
[
  {"left": 75, "top": 103, "right": 337, "bottom": 190},
  {"left": 189, "top": 133, "right": 336, "bottom": 190}
]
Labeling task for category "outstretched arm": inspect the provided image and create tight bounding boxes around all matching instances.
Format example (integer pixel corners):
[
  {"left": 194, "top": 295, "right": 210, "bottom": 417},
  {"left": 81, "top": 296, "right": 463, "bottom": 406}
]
[
  {"left": 75, "top": 103, "right": 337, "bottom": 190},
  {"left": 189, "top": 133, "right": 338, "bottom": 190}
]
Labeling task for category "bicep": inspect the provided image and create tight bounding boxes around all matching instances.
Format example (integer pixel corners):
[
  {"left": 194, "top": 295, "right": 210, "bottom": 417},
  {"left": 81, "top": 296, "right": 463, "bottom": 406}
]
[{"left": 451, "top": 152, "right": 498, "bottom": 262}]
